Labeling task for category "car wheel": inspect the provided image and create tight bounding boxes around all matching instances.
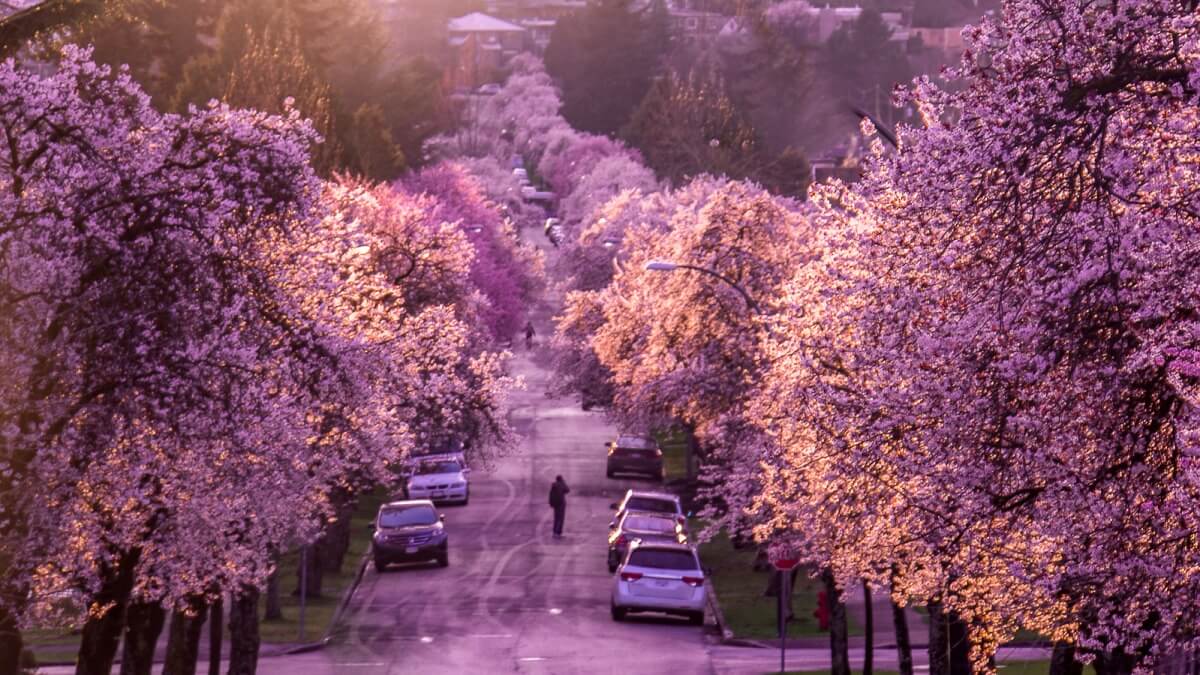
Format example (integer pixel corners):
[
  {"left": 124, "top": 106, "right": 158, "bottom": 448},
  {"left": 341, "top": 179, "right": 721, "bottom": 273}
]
[
  {"left": 611, "top": 603, "right": 626, "bottom": 622},
  {"left": 437, "top": 553, "right": 449, "bottom": 567},
  {"left": 688, "top": 611, "right": 704, "bottom": 626},
  {"left": 374, "top": 559, "right": 386, "bottom": 573}
]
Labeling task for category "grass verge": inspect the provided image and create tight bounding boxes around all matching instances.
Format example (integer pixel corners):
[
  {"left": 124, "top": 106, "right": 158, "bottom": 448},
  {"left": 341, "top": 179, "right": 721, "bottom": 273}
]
[
  {"left": 258, "top": 487, "right": 387, "bottom": 643},
  {"left": 655, "top": 429, "right": 688, "bottom": 481},
  {"left": 699, "top": 529, "right": 840, "bottom": 639},
  {"left": 778, "top": 660, "right": 1093, "bottom": 675}
]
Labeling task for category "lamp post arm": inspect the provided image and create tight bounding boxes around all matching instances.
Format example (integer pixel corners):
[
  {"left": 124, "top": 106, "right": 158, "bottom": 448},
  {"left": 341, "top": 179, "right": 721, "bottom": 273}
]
[{"left": 673, "top": 264, "right": 760, "bottom": 314}]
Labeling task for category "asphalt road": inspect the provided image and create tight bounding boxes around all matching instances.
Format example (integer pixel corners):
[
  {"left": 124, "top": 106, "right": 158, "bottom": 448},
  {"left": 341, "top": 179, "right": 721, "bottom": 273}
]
[{"left": 321, "top": 336, "right": 715, "bottom": 674}]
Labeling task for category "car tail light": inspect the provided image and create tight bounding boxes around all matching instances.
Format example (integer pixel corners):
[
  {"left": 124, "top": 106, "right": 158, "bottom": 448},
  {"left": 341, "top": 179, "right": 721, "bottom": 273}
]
[
  {"left": 620, "top": 571, "right": 643, "bottom": 582},
  {"left": 655, "top": 448, "right": 662, "bottom": 457},
  {"left": 682, "top": 576, "right": 704, "bottom": 587},
  {"left": 676, "top": 515, "right": 687, "bottom": 525},
  {"left": 614, "top": 535, "right": 627, "bottom": 546}
]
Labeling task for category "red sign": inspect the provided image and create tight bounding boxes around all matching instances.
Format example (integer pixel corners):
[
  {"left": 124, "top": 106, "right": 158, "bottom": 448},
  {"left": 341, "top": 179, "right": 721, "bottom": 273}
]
[{"left": 771, "top": 557, "right": 801, "bottom": 571}]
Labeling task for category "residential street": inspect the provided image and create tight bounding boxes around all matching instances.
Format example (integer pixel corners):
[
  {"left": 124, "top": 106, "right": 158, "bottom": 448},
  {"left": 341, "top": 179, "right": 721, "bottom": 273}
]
[{"left": 319, "top": 327, "right": 715, "bottom": 674}]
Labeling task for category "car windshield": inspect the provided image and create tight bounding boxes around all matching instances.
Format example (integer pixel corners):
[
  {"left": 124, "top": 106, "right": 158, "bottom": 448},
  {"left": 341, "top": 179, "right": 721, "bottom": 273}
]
[
  {"left": 418, "top": 461, "right": 461, "bottom": 474},
  {"left": 625, "top": 497, "right": 676, "bottom": 514},
  {"left": 623, "top": 516, "right": 676, "bottom": 533},
  {"left": 628, "top": 548, "right": 698, "bottom": 570},
  {"left": 617, "top": 436, "right": 655, "bottom": 449},
  {"left": 379, "top": 506, "right": 437, "bottom": 527}
]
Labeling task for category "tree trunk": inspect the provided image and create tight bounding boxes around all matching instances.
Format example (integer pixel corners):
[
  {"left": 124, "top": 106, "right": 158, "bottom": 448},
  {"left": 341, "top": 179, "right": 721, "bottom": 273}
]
[
  {"left": 682, "top": 423, "right": 698, "bottom": 481},
  {"left": 1094, "top": 649, "right": 1136, "bottom": 675},
  {"left": 892, "top": 597, "right": 913, "bottom": 675},
  {"left": 1050, "top": 643, "right": 1082, "bottom": 675},
  {"left": 321, "top": 494, "right": 353, "bottom": 574},
  {"left": 263, "top": 568, "right": 282, "bottom": 621},
  {"left": 0, "top": 603, "right": 23, "bottom": 675},
  {"left": 928, "top": 601, "right": 950, "bottom": 675},
  {"left": 207, "top": 598, "right": 222, "bottom": 675},
  {"left": 76, "top": 550, "right": 141, "bottom": 675},
  {"left": 294, "top": 545, "right": 323, "bottom": 598},
  {"left": 119, "top": 601, "right": 166, "bottom": 675},
  {"left": 862, "top": 581, "right": 874, "bottom": 675},
  {"left": 823, "top": 570, "right": 850, "bottom": 675},
  {"left": 227, "top": 585, "right": 260, "bottom": 675},
  {"left": 162, "top": 596, "right": 207, "bottom": 675},
  {"left": 947, "top": 610, "right": 972, "bottom": 675}
]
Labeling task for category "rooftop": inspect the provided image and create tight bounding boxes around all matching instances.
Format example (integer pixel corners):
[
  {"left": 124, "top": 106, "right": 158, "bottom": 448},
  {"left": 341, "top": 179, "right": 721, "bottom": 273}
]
[{"left": 448, "top": 12, "right": 527, "bottom": 33}]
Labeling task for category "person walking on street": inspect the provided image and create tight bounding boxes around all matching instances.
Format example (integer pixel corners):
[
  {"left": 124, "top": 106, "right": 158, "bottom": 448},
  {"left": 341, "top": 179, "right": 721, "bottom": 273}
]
[
  {"left": 548, "top": 475, "right": 569, "bottom": 537},
  {"left": 524, "top": 320, "right": 536, "bottom": 350}
]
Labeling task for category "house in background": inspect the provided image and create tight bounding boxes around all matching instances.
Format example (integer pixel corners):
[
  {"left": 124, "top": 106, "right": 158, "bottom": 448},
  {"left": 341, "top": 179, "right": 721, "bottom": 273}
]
[
  {"left": 668, "top": 6, "right": 730, "bottom": 49},
  {"left": 446, "top": 12, "right": 526, "bottom": 91}
]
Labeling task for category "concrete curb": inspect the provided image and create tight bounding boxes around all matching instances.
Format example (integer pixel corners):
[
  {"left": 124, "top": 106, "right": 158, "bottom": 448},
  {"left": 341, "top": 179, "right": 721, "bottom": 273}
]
[
  {"left": 318, "top": 545, "right": 371, "bottom": 647},
  {"left": 704, "top": 579, "right": 735, "bottom": 642}
]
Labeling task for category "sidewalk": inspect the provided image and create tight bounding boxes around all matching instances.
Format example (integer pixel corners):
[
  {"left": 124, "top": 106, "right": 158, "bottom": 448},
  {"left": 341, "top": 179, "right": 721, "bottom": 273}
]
[{"left": 710, "top": 644, "right": 1054, "bottom": 674}]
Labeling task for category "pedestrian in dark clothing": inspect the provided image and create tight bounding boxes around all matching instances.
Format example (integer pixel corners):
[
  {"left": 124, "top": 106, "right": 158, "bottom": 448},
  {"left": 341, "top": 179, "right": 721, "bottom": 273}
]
[
  {"left": 525, "top": 321, "right": 536, "bottom": 350},
  {"left": 548, "top": 475, "right": 570, "bottom": 537}
]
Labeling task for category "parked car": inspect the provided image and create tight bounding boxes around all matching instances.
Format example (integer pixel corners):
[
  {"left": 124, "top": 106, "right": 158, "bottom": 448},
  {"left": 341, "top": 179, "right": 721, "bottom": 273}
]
[
  {"left": 610, "top": 541, "right": 705, "bottom": 625},
  {"left": 370, "top": 499, "right": 449, "bottom": 571},
  {"left": 606, "top": 435, "right": 664, "bottom": 480},
  {"left": 544, "top": 217, "right": 563, "bottom": 244},
  {"left": 406, "top": 459, "right": 470, "bottom": 505},
  {"left": 397, "top": 440, "right": 468, "bottom": 480},
  {"left": 512, "top": 167, "right": 529, "bottom": 180},
  {"left": 610, "top": 489, "right": 687, "bottom": 527},
  {"left": 607, "top": 511, "right": 688, "bottom": 573},
  {"left": 476, "top": 83, "right": 502, "bottom": 95}
]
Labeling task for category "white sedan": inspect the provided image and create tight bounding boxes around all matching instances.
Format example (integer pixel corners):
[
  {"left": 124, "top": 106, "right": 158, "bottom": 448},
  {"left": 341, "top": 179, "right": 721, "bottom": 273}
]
[
  {"left": 611, "top": 541, "right": 706, "bottom": 625},
  {"left": 406, "top": 459, "right": 470, "bottom": 505}
]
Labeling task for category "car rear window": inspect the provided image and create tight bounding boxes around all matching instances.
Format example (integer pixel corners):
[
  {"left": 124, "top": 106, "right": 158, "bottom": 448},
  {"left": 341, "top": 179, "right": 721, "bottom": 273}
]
[
  {"left": 624, "top": 516, "right": 676, "bottom": 533},
  {"left": 628, "top": 548, "right": 698, "bottom": 570},
  {"left": 617, "top": 436, "right": 656, "bottom": 449},
  {"left": 625, "top": 497, "right": 676, "bottom": 514}
]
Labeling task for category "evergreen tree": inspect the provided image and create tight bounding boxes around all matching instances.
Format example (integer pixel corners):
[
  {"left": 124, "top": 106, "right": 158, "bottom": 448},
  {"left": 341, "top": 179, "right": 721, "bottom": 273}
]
[
  {"left": 824, "top": 8, "right": 913, "bottom": 128},
  {"left": 622, "top": 66, "right": 760, "bottom": 185},
  {"left": 545, "top": 0, "right": 668, "bottom": 136}
]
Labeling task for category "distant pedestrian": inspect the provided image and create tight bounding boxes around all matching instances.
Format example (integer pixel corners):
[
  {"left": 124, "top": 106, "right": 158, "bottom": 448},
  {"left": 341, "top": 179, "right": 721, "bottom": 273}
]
[
  {"left": 548, "top": 475, "right": 570, "bottom": 537},
  {"left": 524, "top": 321, "right": 536, "bottom": 350}
]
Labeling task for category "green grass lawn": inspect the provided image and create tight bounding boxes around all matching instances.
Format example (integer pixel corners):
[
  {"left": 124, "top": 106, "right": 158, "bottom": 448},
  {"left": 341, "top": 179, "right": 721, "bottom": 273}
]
[
  {"left": 699, "top": 530, "right": 844, "bottom": 639},
  {"left": 259, "top": 487, "right": 387, "bottom": 643},
  {"left": 777, "top": 661, "right": 1091, "bottom": 675},
  {"left": 655, "top": 429, "right": 689, "bottom": 481}
]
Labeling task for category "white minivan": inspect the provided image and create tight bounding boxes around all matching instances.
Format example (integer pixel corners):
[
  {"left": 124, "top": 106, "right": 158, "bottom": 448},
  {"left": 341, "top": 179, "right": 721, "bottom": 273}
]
[{"left": 610, "top": 541, "right": 706, "bottom": 625}]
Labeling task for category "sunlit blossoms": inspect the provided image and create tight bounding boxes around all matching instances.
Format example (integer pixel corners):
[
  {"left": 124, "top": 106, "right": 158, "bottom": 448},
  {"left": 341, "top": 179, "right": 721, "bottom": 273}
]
[
  {"left": 753, "top": 0, "right": 1200, "bottom": 668},
  {"left": 0, "top": 47, "right": 522, "bottom": 669}
]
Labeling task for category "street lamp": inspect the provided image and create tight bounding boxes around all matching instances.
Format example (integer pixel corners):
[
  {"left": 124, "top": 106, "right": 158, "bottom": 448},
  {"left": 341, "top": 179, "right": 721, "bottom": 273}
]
[{"left": 643, "top": 260, "right": 760, "bottom": 313}]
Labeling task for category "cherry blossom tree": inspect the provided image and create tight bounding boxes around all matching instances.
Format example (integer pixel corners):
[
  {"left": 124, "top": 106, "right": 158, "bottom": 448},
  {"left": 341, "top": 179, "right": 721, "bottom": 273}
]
[
  {"left": 753, "top": 0, "right": 1200, "bottom": 669},
  {"left": 0, "top": 49, "right": 519, "bottom": 675},
  {"left": 399, "top": 162, "right": 543, "bottom": 342},
  {"left": 587, "top": 180, "right": 806, "bottom": 468}
]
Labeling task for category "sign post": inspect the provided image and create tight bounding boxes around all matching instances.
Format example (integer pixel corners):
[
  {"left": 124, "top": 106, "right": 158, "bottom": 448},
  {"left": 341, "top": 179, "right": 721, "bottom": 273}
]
[{"left": 771, "top": 554, "right": 801, "bottom": 674}]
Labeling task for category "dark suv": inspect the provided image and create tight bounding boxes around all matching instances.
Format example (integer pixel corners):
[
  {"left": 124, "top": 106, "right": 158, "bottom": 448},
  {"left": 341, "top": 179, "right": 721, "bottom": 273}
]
[
  {"left": 605, "top": 435, "right": 664, "bottom": 480},
  {"left": 370, "top": 500, "right": 448, "bottom": 571}
]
